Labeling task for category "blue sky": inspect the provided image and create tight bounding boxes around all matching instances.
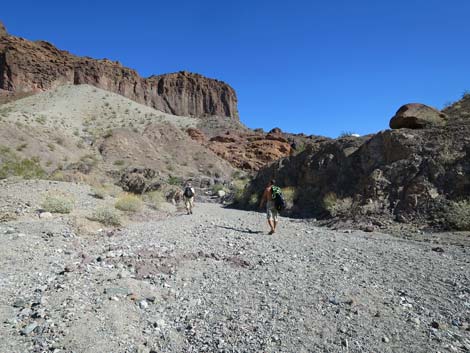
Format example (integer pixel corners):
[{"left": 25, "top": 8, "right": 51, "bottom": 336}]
[{"left": 3, "top": 0, "right": 470, "bottom": 137}]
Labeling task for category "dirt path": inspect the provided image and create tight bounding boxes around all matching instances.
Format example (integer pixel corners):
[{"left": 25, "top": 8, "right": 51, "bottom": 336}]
[{"left": 0, "top": 202, "right": 469, "bottom": 353}]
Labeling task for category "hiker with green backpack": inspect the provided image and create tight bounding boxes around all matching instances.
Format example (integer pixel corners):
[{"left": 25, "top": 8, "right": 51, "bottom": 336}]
[{"left": 259, "top": 179, "right": 286, "bottom": 234}]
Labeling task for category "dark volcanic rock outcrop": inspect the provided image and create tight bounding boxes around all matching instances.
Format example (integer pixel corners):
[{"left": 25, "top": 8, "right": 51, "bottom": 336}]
[
  {"left": 390, "top": 103, "right": 448, "bottom": 129},
  {"left": 0, "top": 21, "right": 7, "bottom": 38},
  {"left": 238, "top": 99, "right": 470, "bottom": 228},
  {"left": 0, "top": 29, "right": 238, "bottom": 119}
]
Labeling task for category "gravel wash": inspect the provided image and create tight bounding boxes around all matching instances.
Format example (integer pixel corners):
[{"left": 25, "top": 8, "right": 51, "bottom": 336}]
[{"left": 0, "top": 203, "right": 469, "bottom": 353}]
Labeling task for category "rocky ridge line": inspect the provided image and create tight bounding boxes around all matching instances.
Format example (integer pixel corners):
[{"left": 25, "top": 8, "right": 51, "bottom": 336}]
[{"left": 0, "top": 21, "right": 238, "bottom": 119}]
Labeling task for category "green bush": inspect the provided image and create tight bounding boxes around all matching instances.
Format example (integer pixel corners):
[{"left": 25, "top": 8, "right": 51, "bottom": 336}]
[
  {"left": 89, "top": 207, "right": 121, "bottom": 226},
  {"left": 212, "top": 183, "right": 227, "bottom": 194},
  {"left": 168, "top": 175, "right": 182, "bottom": 186},
  {"left": 41, "top": 194, "right": 75, "bottom": 214},
  {"left": 115, "top": 193, "right": 143, "bottom": 212},
  {"left": 0, "top": 154, "right": 46, "bottom": 180},
  {"left": 445, "top": 200, "right": 470, "bottom": 230}
]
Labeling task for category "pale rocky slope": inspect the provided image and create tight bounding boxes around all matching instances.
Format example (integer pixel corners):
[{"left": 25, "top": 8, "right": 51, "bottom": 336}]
[{"left": 0, "top": 84, "right": 235, "bottom": 184}]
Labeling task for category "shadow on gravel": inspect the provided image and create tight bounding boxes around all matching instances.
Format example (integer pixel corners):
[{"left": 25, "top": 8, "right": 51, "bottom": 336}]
[{"left": 216, "top": 225, "right": 263, "bottom": 234}]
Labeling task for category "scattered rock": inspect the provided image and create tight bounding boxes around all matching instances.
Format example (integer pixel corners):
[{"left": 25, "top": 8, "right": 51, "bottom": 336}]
[
  {"left": 39, "top": 212, "right": 53, "bottom": 219},
  {"left": 21, "top": 322, "right": 38, "bottom": 336},
  {"left": 432, "top": 247, "right": 444, "bottom": 253}
]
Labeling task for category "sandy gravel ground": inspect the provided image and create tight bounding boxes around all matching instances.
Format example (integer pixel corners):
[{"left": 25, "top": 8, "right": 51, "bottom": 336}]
[{"left": 0, "top": 182, "right": 469, "bottom": 353}]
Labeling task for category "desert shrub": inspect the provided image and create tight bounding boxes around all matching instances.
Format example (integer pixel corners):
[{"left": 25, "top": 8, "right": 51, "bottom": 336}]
[
  {"left": 248, "top": 193, "right": 259, "bottom": 207},
  {"left": 338, "top": 131, "right": 355, "bottom": 138},
  {"left": 36, "top": 115, "right": 47, "bottom": 124},
  {"left": 113, "top": 159, "right": 125, "bottom": 166},
  {"left": 444, "top": 200, "right": 470, "bottom": 230},
  {"left": 323, "top": 192, "right": 354, "bottom": 217},
  {"left": 47, "top": 143, "right": 55, "bottom": 151},
  {"left": 282, "top": 186, "right": 296, "bottom": 204},
  {"left": 144, "top": 190, "right": 165, "bottom": 210},
  {"left": 16, "top": 143, "right": 28, "bottom": 151},
  {"left": 41, "top": 194, "right": 75, "bottom": 214},
  {"left": 91, "top": 187, "right": 107, "bottom": 199},
  {"left": 115, "top": 193, "right": 143, "bottom": 212},
  {"left": 89, "top": 207, "right": 121, "bottom": 226},
  {"left": 0, "top": 155, "right": 46, "bottom": 180},
  {"left": 212, "top": 183, "right": 227, "bottom": 194},
  {"left": 231, "top": 178, "right": 248, "bottom": 202},
  {"left": 168, "top": 175, "right": 182, "bottom": 186},
  {"left": 49, "top": 171, "right": 66, "bottom": 181}
]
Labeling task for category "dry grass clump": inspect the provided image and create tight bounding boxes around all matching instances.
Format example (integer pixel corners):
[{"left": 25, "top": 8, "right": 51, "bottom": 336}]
[
  {"left": 143, "top": 190, "right": 165, "bottom": 210},
  {"left": 41, "top": 193, "right": 75, "bottom": 214},
  {"left": 88, "top": 207, "right": 122, "bottom": 226},
  {"left": 444, "top": 200, "right": 470, "bottom": 230},
  {"left": 115, "top": 193, "right": 143, "bottom": 212},
  {"left": 231, "top": 178, "right": 249, "bottom": 204},
  {"left": 282, "top": 186, "right": 296, "bottom": 204},
  {"left": 91, "top": 187, "right": 107, "bottom": 199},
  {"left": 323, "top": 192, "right": 354, "bottom": 217}
]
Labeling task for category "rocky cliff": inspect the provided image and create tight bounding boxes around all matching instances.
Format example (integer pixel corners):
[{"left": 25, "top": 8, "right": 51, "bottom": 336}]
[
  {"left": 237, "top": 100, "right": 470, "bottom": 230},
  {"left": 0, "top": 21, "right": 238, "bottom": 119}
]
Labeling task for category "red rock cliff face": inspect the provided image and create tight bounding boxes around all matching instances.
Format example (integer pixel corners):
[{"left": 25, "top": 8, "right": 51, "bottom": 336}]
[{"left": 0, "top": 22, "right": 238, "bottom": 119}]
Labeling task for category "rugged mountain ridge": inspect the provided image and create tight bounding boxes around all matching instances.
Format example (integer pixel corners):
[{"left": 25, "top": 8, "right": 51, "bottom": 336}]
[{"left": 0, "top": 21, "right": 238, "bottom": 119}]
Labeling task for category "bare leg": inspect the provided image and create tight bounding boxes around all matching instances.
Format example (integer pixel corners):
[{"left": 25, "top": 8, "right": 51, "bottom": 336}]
[
  {"left": 267, "top": 219, "right": 275, "bottom": 234},
  {"left": 273, "top": 221, "right": 278, "bottom": 232}
]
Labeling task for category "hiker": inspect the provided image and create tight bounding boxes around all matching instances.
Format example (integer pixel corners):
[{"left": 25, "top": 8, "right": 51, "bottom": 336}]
[
  {"left": 183, "top": 182, "right": 195, "bottom": 215},
  {"left": 259, "top": 179, "right": 279, "bottom": 234}
]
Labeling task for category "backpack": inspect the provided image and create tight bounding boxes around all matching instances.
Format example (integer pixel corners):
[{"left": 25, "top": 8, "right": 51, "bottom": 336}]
[
  {"left": 271, "top": 186, "right": 286, "bottom": 211},
  {"left": 184, "top": 186, "right": 194, "bottom": 198}
]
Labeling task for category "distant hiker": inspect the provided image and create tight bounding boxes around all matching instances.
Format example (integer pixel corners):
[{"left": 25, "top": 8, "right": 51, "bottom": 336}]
[
  {"left": 259, "top": 179, "right": 281, "bottom": 234},
  {"left": 183, "top": 182, "right": 195, "bottom": 215}
]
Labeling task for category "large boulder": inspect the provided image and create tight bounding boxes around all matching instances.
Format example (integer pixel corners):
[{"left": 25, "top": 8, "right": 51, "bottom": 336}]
[
  {"left": 390, "top": 103, "right": 448, "bottom": 129},
  {"left": 119, "top": 167, "right": 162, "bottom": 194}
]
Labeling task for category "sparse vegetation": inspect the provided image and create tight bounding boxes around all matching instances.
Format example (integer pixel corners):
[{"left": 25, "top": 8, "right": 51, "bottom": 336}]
[
  {"left": 281, "top": 186, "right": 296, "bottom": 204},
  {"left": 168, "top": 175, "right": 182, "bottom": 186},
  {"left": 323, "top": 192, "right": 354, "bottom": 217},
  {"left": 212, "top": 183, "right": 227, "bottom": 194},
  {"left": 144, "top": 190, "right": 165, "bottom": 210},
  {"left": 113, "top": 160, "right": 125, "bottom": 166},
  {"left": 91, "top": 187, "right": 107, "bottom": 199},
  {"left": 338, "top": 131, "right": 355, "bottom": 138},
  {"left": 36, "top": 115, "right": 47, "bottom": 125},
  {"left": 88, "top": 207, "right": 121, "bottom": 226},
  {"left": 0, "top": 147, "right": 45, "bottom": 179},
  {"left": 16, "top": 143, "right": 28, "bottom": 151},
  {"left": 41, "top": 193, "right": 75, "bottom": 214},
  {"left": 115, "top": 193, "right": 143, "bottom": 212},
  {"left": 444, "top": 200, "right": 470, "bottom": 230}
]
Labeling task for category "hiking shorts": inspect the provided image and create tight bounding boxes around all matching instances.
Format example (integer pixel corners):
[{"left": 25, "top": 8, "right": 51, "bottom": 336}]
[
  {"left": 266, "top": 200, "right": 278, "bottom": 221},
  {"left": 184, "top": 196, "right": 194, "bottom": 209}
]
